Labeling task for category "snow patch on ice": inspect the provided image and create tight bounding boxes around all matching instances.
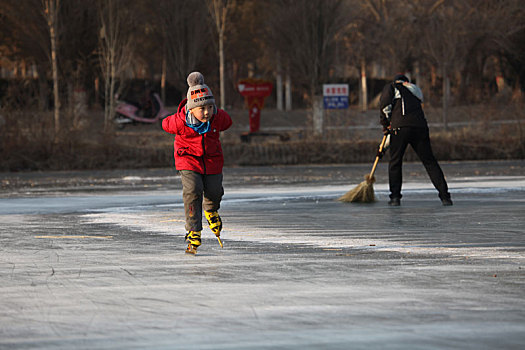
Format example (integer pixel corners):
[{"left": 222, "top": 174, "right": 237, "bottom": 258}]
[{"left": 80, "top": 175, "right": 525, "bottom": 262}]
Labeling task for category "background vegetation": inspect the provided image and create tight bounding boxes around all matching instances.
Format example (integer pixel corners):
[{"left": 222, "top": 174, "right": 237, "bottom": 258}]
[{"left": 0, "top": 0, "right": 524, "bottom": 171}]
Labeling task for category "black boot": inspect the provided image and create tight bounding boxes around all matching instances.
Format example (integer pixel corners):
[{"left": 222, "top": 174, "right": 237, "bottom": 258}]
[
  {"left": 441, "top": 197, "right": 453, "bottom": 206},
  {"left": 388, "top": 198, "right": 401, "bottom": 206}
]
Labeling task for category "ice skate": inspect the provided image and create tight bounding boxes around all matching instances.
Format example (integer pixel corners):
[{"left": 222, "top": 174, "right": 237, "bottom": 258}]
[
  {"left": 205, "top": 211, "right": 222, "bottom": 237},
  {"left": 184, "top": 231, "right": 201, "bottom": 254}
]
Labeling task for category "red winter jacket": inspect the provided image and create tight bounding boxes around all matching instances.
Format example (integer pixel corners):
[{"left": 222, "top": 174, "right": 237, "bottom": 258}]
[{"left": 162, "top": 99, "right": 232, "bottom": 174}]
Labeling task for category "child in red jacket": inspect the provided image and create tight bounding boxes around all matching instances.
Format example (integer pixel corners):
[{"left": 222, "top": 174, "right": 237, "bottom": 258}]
[{"left": 162, "top": 72, "right": 232, "bottom": 254}]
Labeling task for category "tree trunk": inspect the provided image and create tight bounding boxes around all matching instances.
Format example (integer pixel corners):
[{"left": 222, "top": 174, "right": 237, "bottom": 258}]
[
  {"left": 36, "top": 64, "right": 49, "bottom": 111},
  {"left": 98, "top": 0, "right": 134, "bottom": 134},
  {"left": 161, "top": 42, "right": 167, "bottom": 104},
  {"left": 360, "top": 60, "right": 367, "bottom": 112},
  {"left": 208, "top": 0, "right": 235, "bottom": 110},
  {"left": 276, "top": 54, "right": 283, "bottom": 111},
  {"left": 285, "top": 70, "right": 292, "bottom": 111},
  {"left": 103, "top": 49, "right": 111, "bottom": 132},
  {"left": 94, "top": 77, "right": 99, "bottom": 108},
  {"left": 312, "top": 95, "right": 324, "bottom": 136},
  {"left": 219, "top": 30, "right": 225, "bottom": 109},
  {"left": 442, "top": 69, "right": 450, "bottom": 130},
  {"left": 108, "top": 61, "right": 116, "bottom": 133},
  {"left": 414, "top": 61, "right": 421, "bottom": 87},
  {"left": 44, "top": 0, "right": 61, "bottom": 138}
]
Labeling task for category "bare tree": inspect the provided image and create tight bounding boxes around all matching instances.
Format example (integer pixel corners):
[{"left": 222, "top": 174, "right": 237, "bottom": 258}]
[
  {"left": 267, "top": 0, "right": 348, "bottom": 102},
  {"left": 262, "top": 0, "right": 349, "bottom": 136},
  {"left": 344, "top": 0, "right": 426, "bottom": 111},
  {"left": 2, "top": 0, "right": 525, "bottom": 117},
  {"left": 42, "top": 0, "right": 61, "bottom": 137},
  {"left": 207, "top": 0, "right": 236, "bottom": 110},
  {"left": 1, "top": 0, "right": 98, "bottom": 122},
  {"left": 97, "top": 0, "right": 135, "bottom": 132},
  {"left": 58, "top": 1, "right": 98, "bottom": 124},
  {"left": 464, "top": 0, "right": 525, "bottom": 101},
  {"left": 354, "top": 0, "right": 393, "bottom": 111},
  {"left": 156, "top": 0, "right": 210, "bottom": 94},
  {"left": 418, "top": 0, "right": 523, "bottom": 127},
  {"left": 421, "top": 1, "right": 475, "bottom": 129},
  {"left": 226, "top": 0, "right": 273, "bottom": 105},
  {"left": 0, "top": 0, "right": 52, "bottom": 111}
]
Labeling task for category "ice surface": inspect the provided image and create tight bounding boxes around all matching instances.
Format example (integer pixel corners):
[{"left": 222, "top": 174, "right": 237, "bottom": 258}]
[{"left": 0, "top": 164, "right": 524, "bottom": 349}]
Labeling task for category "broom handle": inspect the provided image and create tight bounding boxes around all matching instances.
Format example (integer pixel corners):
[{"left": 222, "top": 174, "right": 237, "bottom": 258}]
[{"left": 369, "top": 135, "right": 388, "bottom": 177}]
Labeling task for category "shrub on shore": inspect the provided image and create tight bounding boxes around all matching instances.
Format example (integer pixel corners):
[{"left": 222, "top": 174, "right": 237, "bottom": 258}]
[{"left": 1, "top": 106, "right": 524, "bottom": 172}]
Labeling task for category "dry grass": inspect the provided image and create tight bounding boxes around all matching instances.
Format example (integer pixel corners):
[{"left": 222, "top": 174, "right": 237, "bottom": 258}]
[{"left": 1, "top": 102, "right": 524, "bottom": 172}]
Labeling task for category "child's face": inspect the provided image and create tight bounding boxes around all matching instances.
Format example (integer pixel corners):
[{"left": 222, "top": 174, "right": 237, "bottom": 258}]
[{"left": 191, "top": 104, "right": 214, "bottom": 123}]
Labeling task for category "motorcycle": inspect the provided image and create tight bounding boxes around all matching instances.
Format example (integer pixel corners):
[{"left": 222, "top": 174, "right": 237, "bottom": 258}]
[{"left": 114, "top": 92, "right": 171, "bottom": 129}]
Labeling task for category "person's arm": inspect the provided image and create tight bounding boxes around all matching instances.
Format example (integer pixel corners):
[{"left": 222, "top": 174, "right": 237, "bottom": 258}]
[
  {"left": 379, "top": 84, "right": 394, "bottom": 129},
  {"left": 162, "top": 113, "right": 180, "bottom": 134},
  {"left": 216, "top": 109, "right": 233, "bottom": 131}
]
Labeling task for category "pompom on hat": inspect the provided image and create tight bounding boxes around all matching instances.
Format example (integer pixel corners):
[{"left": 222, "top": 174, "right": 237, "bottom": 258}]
[{"left": 186, "top": 72, "right": 216, "bottom": 111}]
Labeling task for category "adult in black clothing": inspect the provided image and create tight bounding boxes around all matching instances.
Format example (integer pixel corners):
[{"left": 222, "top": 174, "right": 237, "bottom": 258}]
[{"left": 379, "top": 74, "right": 452, "bottom": 206}]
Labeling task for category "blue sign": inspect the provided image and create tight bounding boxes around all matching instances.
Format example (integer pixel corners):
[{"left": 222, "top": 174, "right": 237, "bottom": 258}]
[
  {"left": 323, "top": 84, "right": 349, "bottom": 109},
  {"left": 324, "top": 96, "right": 349, "bottom": 109}
]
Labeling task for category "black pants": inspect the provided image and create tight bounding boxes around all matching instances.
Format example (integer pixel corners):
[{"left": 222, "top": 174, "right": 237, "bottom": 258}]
[{"left": 388, "top": 127, "right": 450, "bottom": 200}]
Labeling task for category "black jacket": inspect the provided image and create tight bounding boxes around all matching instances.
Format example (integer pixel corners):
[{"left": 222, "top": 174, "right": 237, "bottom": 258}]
[{"left": 379, "top": 82, "right": 428, "bottom": 129}]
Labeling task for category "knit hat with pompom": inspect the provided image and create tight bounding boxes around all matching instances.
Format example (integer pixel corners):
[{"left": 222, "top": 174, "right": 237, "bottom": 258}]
[{"left": 186, "top": 72, "right": 215, "bottom": 111}]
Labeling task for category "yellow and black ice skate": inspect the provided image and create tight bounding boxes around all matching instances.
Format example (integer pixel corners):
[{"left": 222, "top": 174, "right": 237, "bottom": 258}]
[
  {"left": 205, "top": 211, "right": 223, "bottom": 248},
  {"left": 185, "top": 231, "right": 201, "bottom": 254}
]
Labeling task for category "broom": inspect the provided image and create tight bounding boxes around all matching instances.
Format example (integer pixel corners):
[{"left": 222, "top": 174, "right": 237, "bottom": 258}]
[{"left": 338, "top": 135, "right": 388, "bottom": 203}]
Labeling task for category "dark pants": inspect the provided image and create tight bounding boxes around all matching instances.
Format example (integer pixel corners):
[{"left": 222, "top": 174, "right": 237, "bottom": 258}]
[
  {"left": 388, "top": 127, "right": 450, "bottom": 200},
  {"left": 179, "top": 170, "right": 224, "bottom": 232}
]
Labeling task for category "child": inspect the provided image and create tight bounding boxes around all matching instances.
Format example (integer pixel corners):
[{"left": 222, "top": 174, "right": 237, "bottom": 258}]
[{"left": 162, "top": 72, "right": 232, "bottom": 254}]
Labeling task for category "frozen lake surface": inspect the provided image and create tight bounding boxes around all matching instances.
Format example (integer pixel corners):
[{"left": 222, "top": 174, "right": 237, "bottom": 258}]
[{"left": 1, "top": 161, "right": 524, "bottom": 349}]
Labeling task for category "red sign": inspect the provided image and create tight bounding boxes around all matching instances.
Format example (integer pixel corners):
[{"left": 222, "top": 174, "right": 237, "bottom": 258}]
[
  {"left": 237, "top": 81, "right": 273, "bottom": 97},
  {"left": 237, "top": 79, "right": 273, "bottom": 133}
]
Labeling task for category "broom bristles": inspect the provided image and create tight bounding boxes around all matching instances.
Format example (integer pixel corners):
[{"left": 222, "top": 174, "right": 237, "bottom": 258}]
[{"left": 338, "top": 175, "right": 376, "bottom": 203}]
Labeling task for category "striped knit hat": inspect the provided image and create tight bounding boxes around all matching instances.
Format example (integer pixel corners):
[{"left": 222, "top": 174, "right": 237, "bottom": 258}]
[{"left": 186, "top": 72, "right": 215, "bottom": 111}]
